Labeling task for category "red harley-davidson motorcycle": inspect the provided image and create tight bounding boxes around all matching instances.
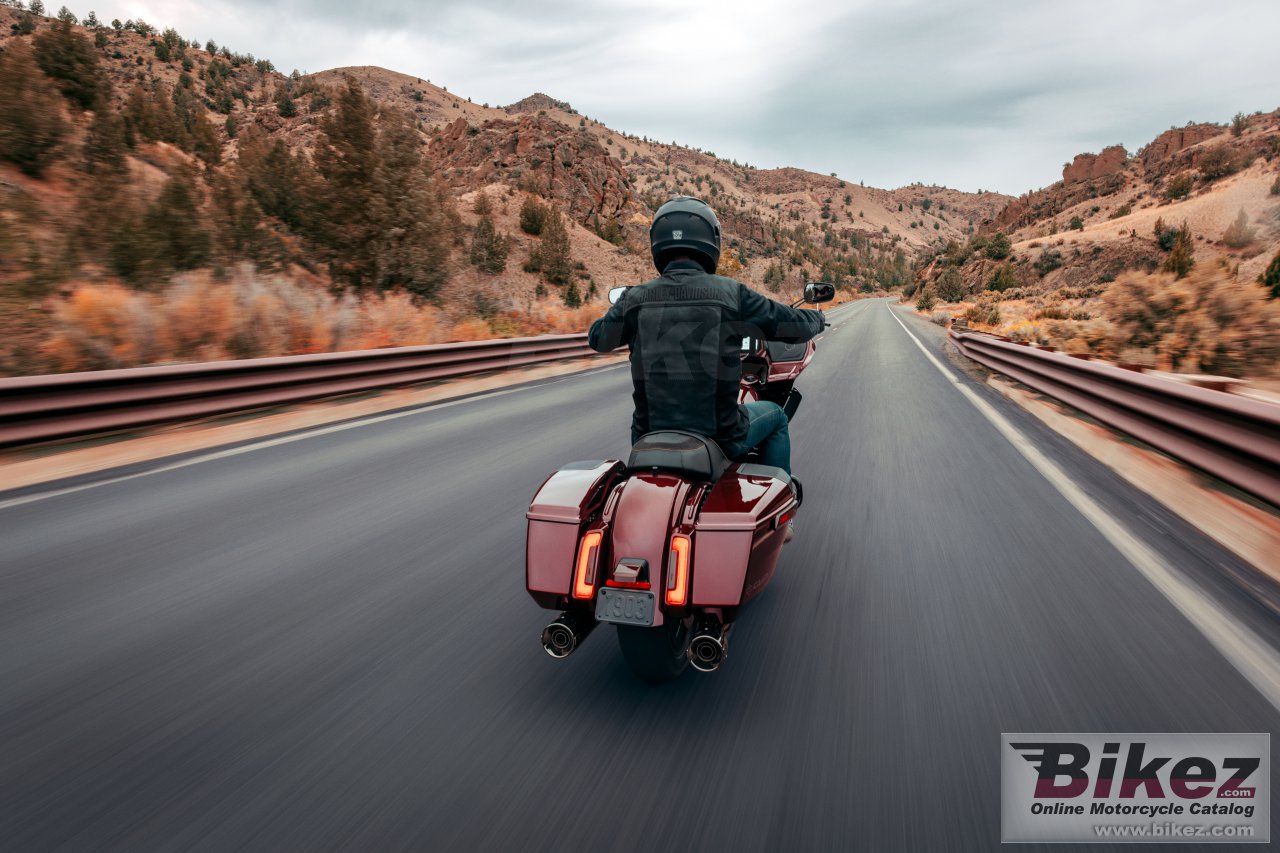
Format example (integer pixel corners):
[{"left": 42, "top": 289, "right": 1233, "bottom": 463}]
[{"left": 525, "top": 282, "right": 835, "bottom": 681}]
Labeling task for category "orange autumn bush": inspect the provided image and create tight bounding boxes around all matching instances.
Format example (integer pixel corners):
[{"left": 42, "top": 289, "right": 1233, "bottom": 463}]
[{"left": 43, "top": 267, "right": 449, "bottom": 370}]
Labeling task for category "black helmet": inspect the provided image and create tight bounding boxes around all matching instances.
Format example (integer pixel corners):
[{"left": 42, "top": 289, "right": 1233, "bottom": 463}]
[{"left": 650, "top": 196, "right": 721, "bottom": 274}]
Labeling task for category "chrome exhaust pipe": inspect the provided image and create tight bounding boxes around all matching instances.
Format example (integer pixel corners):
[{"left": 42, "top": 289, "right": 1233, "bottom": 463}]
[
  {"left": 688, "top": 622, "right": 731, "bottom": 673},
  {"left": 541, "top": 612, "right": 596, "bottom": 659}
]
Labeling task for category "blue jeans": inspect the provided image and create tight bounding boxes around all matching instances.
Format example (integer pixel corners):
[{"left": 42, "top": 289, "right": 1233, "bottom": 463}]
[{"left": 722, "top": 401, "right": 792, "bottom": 474}]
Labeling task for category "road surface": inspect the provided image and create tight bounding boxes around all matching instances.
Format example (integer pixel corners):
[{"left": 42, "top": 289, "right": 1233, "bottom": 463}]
[{"left": 3, "top": 299, "right": 1278, "bottom": 851}]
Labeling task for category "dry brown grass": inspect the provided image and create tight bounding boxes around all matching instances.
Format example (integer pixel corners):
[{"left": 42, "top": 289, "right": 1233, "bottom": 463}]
[
  {"left": 1100, "top": 263, "right": 1280, "bottom": 375},
  {"left": 42, "top": 266, "right": 448, "bottom": 370},
  {"left": 38, "top": 265, "right": 614, "bottom": 372},
  {"left": 969, "top": 263, "right": 1280, "bottom": 376}
]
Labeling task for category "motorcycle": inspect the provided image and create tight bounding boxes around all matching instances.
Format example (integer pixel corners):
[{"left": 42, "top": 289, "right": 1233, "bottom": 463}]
[{"left": 525, "top": 281, "right": 836, "bottom": 681}]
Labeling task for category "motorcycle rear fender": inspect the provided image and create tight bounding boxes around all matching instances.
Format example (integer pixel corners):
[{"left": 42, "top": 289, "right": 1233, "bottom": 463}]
[
  {"left": 526, "top": 460, "right": 625, "bottom": 607},
  {"left": 607, "top": 473, "right": 689, "bottom": 627},
  {"left": 691, "top": 464, "right": 796, "bottom": 606}
]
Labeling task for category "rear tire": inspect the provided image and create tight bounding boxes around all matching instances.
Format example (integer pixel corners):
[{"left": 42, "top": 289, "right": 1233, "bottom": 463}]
[{"left": 617, "top": 617, "right": 693, "bottom": 683}]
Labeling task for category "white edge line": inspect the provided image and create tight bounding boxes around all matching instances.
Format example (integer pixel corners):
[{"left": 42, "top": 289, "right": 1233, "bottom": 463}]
[
  {"left": 0, "top": 362, "right": 628, "bottom": 511},
  {"left": 886, "top": 303, "right": 1280, "bottom": 713}
]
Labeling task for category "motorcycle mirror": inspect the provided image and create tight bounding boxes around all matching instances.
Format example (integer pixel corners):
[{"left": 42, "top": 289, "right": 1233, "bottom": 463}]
[
  {"left": 804, "top": 282, "right": 836, "bottom": 304},
  {"left": 608, "top": 286, "right": 629, "bottom": 305}
]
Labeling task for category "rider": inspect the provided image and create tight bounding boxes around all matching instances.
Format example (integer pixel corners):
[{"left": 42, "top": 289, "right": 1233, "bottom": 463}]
[{"left": 587, "top": 196, "right": 825, "bottom": 489}]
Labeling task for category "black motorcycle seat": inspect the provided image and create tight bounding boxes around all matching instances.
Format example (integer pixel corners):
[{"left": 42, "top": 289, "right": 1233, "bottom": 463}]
[{"left": 627, "top": 431, "right": 731, "bottom": 482}]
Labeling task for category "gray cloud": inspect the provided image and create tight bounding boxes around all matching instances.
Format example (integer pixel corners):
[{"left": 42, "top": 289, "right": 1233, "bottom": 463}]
[{"left": 93, "top": 0, "right": 1280, "bottom": 193}]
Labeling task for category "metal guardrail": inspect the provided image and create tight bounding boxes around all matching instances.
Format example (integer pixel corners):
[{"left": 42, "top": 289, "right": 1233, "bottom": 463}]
[
  {"left": 0, "top": 334, "right": 599, "bottom": 448},
  {"left": 949, "top": 326, "right": 1280, "bottom": 508}
]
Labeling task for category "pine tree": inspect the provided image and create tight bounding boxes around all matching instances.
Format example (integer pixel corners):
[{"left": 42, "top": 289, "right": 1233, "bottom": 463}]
[
  {"left": 82, "top": 98, "right": 127, "bottom": 175},
  {"left": 763, "top": 261, "right": 784, "bottom": 293},
  {"left": 367, "top": 108, "right": 456, "bottom": 297},
  {"left": 33, "top": 18, "right": 101, "bottom": 110},
  {"left": 469, "top": 214, "right": 508, "bottom": 274},
  {"left": 563, "top": 280, "right": 582, "bottom": 308},
  {"left": 166, "top": 82, "right": 219, "bottom": 163},
  {"left": 145, "top": 168, "right": 211, "bottom": 271},
  {"left": 0, "top": 40, "right": 69, "bottom": 176},
  {"left": 236, "top": 128, "right": 310, "bottom": 229},
  {"left": 1164, "top": 222, "right": 1195, "bottom": 278},
  {"left": 208, "top": 172, "right": 284, "bottom": 269},
  {"left": 123, "top": 82, "right": 183, "bottom": 147},
  {"left": 537, "top": 207, "right": 573, "bottom": 285},
  {"left": 312, "top": 78, "right": 380, "bottom": 287}
]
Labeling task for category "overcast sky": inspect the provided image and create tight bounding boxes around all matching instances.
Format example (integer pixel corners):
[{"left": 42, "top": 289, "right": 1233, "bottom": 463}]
[{"left": 81, "top": 0, "right": 1280, "bottom": 195}]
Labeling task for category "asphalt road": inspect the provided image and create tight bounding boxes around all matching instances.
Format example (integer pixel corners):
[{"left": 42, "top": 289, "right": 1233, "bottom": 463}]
[{"left": 3, "top": 298, "right": 1278, "bottom": 851}]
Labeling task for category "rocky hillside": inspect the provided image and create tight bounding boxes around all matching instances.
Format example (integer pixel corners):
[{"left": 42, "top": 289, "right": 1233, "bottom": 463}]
[
  {"left": 1, "top": 6, "right": 1007, "bottom": 374},
  {"left": 916, "top": 111, "right": 1280, "bottom": 296},
  {"left": 308, "top": 65, "right": 1008, "bottom": 273}
]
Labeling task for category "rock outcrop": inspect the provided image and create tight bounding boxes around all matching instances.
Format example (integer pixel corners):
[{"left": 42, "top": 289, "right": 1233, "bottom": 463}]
[
  {"left": 1139, "top": 125, "right": 1223, "bottom": 170},
  {"left": 1062, "top": 145, "right": 1128, "bottom": 185},
  {"left": 503, "top": 93, "right": 575, "bottom": 115},
  {"left": 429, "top": 115, "right": 631, "bottom": 221}
]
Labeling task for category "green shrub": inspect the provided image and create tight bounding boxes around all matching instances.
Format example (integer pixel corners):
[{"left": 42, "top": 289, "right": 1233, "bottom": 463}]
[
  {"left": 1198, "top": 145, "right": 1250, "bottom": 181},
  {"left": 1164, "top": 173, "right": 1193, "bottom": 200},
  {"left": 1261, "top": 249, "right": 1280, "bottom": 299},
  {"left": 1069, "top": 215, "right": 1084, "bottom": 231},
  {"left": 986, "top": 262, "right": 1017, "bottom": 292},
  {"left": 964, "top": 296, "right": 1001, "bottom": 326},
  {"left": 1155, "top": 218, "right": 1180, "bottom": 251},
  {"left": 984, "top": 232, "right": 1011, "bottom": 260},
  {"left": 519, "top": 196, "right": 547, "bottom": 235},
  {"left": 936, "top": 267, "right": 965, "bottom": 302},
  {"left": 1034, "top": 248, "right": 1064, "bottom": 277},
  {"left": 915, "top": 289, "right": 936, "bottom": 311},
  {"left": 1271, "top": 175, "right": 1280, "bottom": 196}
]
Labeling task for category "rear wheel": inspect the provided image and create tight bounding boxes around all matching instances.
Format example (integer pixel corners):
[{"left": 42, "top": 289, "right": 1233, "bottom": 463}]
[{"left": 617, "top": 616, "right": 694, "bottom": 683}]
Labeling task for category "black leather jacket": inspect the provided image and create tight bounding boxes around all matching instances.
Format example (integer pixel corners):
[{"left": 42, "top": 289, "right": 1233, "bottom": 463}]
[{"left": 587, "top": 260, "right": 826, "bottom": 446}]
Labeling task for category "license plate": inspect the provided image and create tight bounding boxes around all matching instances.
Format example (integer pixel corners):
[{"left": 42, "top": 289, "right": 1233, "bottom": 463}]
[{"left": 595, "top": 588, "right": 655, "bottom": 626}]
